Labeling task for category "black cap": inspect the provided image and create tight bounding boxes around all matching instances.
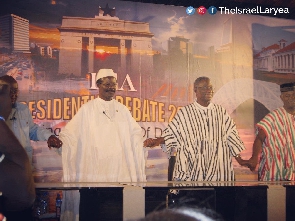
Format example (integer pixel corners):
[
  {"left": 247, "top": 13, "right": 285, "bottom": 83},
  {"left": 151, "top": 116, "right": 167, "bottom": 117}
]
[{"left": 280, "top": 82, "right": 295, "bottom": 92}]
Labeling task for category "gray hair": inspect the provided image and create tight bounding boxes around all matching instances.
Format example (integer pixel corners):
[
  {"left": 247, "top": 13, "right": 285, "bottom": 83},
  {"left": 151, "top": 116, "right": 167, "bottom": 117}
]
[{"left": 194, "top": 76, "right": 210, "bottom": 88}]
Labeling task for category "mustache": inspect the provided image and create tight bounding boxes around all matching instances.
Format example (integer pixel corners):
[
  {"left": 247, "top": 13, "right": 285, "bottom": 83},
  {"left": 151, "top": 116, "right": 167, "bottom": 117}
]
[{"left": 106, "top": 88, "right": 116, "bottom": 92}]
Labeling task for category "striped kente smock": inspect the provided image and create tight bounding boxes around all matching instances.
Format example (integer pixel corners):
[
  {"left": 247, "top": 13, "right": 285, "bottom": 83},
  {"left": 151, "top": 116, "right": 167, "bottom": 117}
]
[
  {"left": 163, "top": 101, "right": 245, "bottom": 181},
  {"left": 257, "top": 107, "right": 295, "bottom": 181}
]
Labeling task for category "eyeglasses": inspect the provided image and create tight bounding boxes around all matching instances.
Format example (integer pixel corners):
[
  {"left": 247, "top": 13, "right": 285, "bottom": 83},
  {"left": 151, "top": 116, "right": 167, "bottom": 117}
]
[
  {"left": 195, "top": 86, "right": 214, "bottom": 91},
  {"left": 101, "top": 83, "right": 117, "bottom": 88}
]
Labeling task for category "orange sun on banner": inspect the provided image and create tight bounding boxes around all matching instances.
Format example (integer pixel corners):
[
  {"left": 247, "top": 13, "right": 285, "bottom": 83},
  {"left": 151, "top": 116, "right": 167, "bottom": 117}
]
[
  {"left": 94, "top": 49, "right": 111, "bottom": 60},
  {"left": 29, "top": 24, "right": 60, "bottom": 49},
  {"left": 93, "top": 46, "right": 118, "bottom": 60}
]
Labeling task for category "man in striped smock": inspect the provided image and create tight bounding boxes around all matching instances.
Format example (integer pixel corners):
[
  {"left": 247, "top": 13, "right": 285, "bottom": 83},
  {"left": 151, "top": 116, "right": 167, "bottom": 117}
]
[
  {"left": 248, "top": 82, "right": 295, "bottom": 181},
  {"left": 144, "top": 76, "right": 247, "bottom": 181}
]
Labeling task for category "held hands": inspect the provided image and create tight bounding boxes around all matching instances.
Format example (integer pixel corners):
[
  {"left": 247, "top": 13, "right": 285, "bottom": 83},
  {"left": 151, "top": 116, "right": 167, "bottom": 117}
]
[
  {"left": 246, "top": 156, "right": 258, "bottom": 171},
  {"left": 235, "top": 155, "right": 249, "bottom": 167},
  {"left": 143, "top": 138, "right": 158, "bottom": 148},
  {"left": 143, "top": 138, "right": 163, "bottom": 148},
  {"left": 235, "top": 155, "right": 258, "bottom": 171},
  {"left": 47, "top": 135, "right": 63, "bottom": 149}
]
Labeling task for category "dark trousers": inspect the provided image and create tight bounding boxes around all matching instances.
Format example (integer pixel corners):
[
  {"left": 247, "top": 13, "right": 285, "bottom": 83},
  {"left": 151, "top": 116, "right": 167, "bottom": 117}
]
[{"left": 168, "top": 156, "right": 176, "bottom": 181}]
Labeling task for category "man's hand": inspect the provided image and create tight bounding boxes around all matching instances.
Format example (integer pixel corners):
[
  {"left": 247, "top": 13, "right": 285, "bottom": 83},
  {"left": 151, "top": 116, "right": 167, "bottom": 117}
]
[
  {"left": 47, "top": 135, "right": 63, "bottom": 148},
  {"left": 235, "top": 155, "right": 249, "bottom": 167},
  {"left": 247, "top": 156, "right": 258, "bottom": 171},
  {"left": 235, "top": 155, "right": 258, "bottom": 171},
  {"left": 143, "top": 137, "right": 164, "bottom": 148}
]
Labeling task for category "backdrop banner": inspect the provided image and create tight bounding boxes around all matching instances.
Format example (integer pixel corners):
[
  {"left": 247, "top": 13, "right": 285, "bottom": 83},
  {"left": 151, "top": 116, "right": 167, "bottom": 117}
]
[{"left": 1, "top": 0, "right": 295, "bottom": 182}]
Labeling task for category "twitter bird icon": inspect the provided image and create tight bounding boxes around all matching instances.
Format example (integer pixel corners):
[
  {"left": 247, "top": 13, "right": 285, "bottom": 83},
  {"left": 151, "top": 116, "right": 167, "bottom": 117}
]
[{"left": 186, "top": 6, "right": 195, "bottom": 15}]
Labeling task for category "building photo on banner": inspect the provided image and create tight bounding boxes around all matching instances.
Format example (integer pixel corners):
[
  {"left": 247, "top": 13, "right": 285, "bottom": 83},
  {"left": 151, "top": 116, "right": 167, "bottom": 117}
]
[{"left": 1, "top": 0, "right": 295, "bottom": 184}]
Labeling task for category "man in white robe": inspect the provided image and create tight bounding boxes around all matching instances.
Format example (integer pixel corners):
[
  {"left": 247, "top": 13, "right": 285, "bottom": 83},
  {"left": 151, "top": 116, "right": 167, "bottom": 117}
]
[
  {"left": 59, "top": 69, "right": 146, "bottom": 220},
  {"left": 144, "top": 76, "right": 247, "bottom": 182}
]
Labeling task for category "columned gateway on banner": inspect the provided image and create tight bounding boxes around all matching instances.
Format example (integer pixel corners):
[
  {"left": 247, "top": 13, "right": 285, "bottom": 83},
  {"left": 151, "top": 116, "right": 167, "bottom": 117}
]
[{"left": 58, "top": 5, "right": 154, "bottom": 83}]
